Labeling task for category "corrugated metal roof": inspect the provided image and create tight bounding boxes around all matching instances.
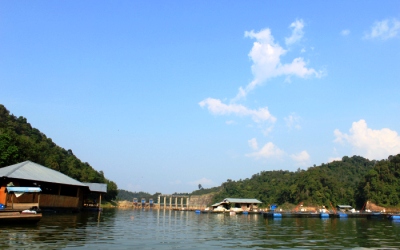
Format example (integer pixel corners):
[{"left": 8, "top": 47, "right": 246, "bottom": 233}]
[
  {"left": 0, "top": 161, "right": 86, "bottom": 187},
  {"left": 337, "top": 205, "right": 353, "bottom": 208},
  {"left": 82, "top": 182, "right": 107, "bottom": 193},
  {"left": 223, "top": 198, "right": 262, "bottom": 204}
]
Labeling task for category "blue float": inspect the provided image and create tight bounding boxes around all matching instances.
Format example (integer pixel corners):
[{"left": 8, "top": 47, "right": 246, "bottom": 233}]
[
  {"left": 320, "top": 213, "right": 329, "bottom": 218},
  {"left": 273, "top": 213, "right": 282, "bottom": 218},
  {"left": 243, "top": 211, "right": 248, "bottom": 215},
  {"left": 338, "top": 213, "right": 348, "bottom": 218},
  {"left": 390, "top": 215, "right": 400, "bottom": 220},
  {"left": 195, "top": 210, "right": 201, "bottom": 214}
]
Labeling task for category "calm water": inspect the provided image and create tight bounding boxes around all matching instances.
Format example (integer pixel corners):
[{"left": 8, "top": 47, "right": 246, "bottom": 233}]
[{"left": 1, "top": 208, "right": 400, "bottom": 249}]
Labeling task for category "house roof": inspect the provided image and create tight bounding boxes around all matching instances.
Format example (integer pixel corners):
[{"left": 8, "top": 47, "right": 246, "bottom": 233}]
[
  {"left": 337, "top": 205, "right": 353, "bottom": 208},
  {"left": 0, "top": 161, "right": 86, "bottom": 187},
  {"left": 83, "top": 183, "right": 107, "bottom": 193},
  {"left": 222, "top": 198, "right": 262, "bottom": 204}
]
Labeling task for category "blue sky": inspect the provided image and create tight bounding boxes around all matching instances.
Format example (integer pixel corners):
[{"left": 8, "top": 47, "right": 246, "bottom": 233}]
[{"left": 1, "top": 1, "right": 399, "bottom": 194}]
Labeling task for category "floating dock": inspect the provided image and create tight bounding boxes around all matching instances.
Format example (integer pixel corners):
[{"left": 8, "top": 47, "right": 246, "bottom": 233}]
[{"left": 263, "top": 212, "right": 393, "bottom": 219}]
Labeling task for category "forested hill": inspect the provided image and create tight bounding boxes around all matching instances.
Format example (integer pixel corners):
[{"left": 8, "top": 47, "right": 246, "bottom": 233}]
[
  {"left": 0, "top": 104, "right": 118, "bottom": 200},
  {"left": 211, "top": 154, "right": 400, "bottom": 209},
  {"left": 117, "top": 189, "right": 161, "bottom": 202}
]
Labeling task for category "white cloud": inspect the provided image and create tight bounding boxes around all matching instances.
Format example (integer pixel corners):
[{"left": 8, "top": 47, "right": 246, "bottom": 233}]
[
  {"left": 290, "top": 150, "right": 310, "bottom": 166},
  {"left": 233, "top": 24, "right": 321, "bottom": 101},
  {"left": 341, "top": 29, "right": 350, "bottom": 36},
  {"left": 248, "top": 138, "right": 258, "bottom": 150},
  {"left": 199, "top": 97, "right": 276, "bottom": 123},
  {"left": 246, "top": 142, "right": 284, "bottom": 159},
  {"left": 261, "top": 125, "right": 274, "bottom": 136},
  {"left": 225, "top": 120, "right": 236, "bottom": 125},
  {"left": 285, "top": 19, "right": 305, "bottom": 45},
  {"left": 334, "top": 119, "right": 400, "bottom": 160},
  {"left": 285, "top": 113, "right": 301, "bottom": 130},
  {"left": 328, "top": 157, "right": 342, "bottom": 163},
  {"left": 364, "top": 18, "right": 400, "bottom": 40}
]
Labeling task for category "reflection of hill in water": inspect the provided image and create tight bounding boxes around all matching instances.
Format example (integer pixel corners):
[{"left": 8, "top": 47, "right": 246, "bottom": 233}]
[{"left": 0, "top": 209, "right": 117, "bottom": 249}]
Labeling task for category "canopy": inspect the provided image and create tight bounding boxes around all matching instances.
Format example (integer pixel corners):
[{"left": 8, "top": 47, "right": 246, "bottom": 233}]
[{"left": 6, "top": 187, "right": 42, "bottom": 193}]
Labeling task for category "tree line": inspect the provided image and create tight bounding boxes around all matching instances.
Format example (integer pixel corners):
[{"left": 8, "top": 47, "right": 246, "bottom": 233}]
[
  {"left": 0, "top": 104, "right": 118, "bottom": 200},
  {"left": 209, "top": 154, "right": 400, "bottom": 209},
  {"left": 115, "top": 147, "right": 400, "bottom": 210}
]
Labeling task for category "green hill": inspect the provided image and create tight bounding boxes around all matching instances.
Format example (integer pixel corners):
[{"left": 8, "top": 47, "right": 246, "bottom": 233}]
[
  {"left": 209, "top": 155, "right": 400, "bottom": 209},
  {"left": 0, "top": 104, "right": 118, "bottom": 200}
]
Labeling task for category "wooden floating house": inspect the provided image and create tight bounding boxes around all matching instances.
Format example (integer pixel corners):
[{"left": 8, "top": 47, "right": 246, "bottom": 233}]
[
  {"left": 210, "top": 198, "right": 262, "bottom": 213},
  {"left": 0, "top": 161, "right": 107, "bottom": 212}
]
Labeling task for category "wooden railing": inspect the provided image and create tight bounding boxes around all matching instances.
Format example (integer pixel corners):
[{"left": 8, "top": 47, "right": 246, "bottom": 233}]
[
  {"left": 39, "top": 194, "right": 80, "bottom": 208},
  {"left": 6, "top": 193, "right": 81, "bottom": 209}
]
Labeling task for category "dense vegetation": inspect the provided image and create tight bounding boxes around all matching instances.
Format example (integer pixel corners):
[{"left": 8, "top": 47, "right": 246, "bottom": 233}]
[
  {"left": 0, "top": 104, "right": 118, "bottom": 200},
  {"left": 117, "top": 189, "right": 161, "bottom": 202},
  {"left": 116, "top": 154, "right": 400, "bottom": 210},
  {"left": 208, "top": 155, "right": 400, "bottom": 209},
  {"left": 356, "top": 154, "right": 400, "bottom": 208}
]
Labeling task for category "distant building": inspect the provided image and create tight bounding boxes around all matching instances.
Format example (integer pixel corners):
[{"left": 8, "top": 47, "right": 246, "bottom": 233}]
[
  {"left": 212, "top": 198, "right": 262, "bottom": 212},
  {"left": 0, "top": 161, "right": 106, "bottom": 211},
  {"left": 336, "top": 205, "right": 354, "bottom": 212}
]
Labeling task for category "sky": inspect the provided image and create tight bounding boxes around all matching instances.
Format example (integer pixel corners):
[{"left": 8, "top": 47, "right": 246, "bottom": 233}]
[{"left": 1, "top": 1, "right": 400, "bottom": 194}]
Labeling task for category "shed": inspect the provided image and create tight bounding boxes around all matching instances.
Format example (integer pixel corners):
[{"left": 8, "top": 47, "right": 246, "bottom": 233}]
[
  {"left": 82, "top": 182, "right": 107, "bottom": 208},
  {"left": 212, "top": 198, "right": 262, "bottom": 211},
  {"left": 336, "top": 205, "right": 354, "bottom": 212},
  {"left": 0, "top": 161, "right": 107, "bottom": 211}
]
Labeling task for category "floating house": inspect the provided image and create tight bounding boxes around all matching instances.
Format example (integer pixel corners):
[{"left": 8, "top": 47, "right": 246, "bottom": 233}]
[
  {"left": 211, "top": 198, "right": 262, "bottom": 212},
  {"left": 336, "top": 205, "right": 355, "bottom": 213},
  {"left": 0, "top": 161, "right": 107, "bottom": 211}
]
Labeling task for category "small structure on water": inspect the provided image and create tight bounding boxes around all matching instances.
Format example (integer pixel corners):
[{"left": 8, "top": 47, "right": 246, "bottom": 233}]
[
  {"left": 211, "top": 198, "right": 262, "bottom": 212},
  {"left": 336, "top": 205, "right": 355, "bottom": 213},
  {"left": 0, "top": 161, "right": 107, "bottom": 212}
]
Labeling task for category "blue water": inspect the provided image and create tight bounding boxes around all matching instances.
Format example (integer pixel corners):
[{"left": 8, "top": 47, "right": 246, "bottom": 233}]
[{"left": 1, "top": 209, "right": 400, "bottom": 249}]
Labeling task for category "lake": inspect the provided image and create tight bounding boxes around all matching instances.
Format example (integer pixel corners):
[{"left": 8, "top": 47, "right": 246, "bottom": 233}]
[{"left": 1, "top": 208, "right": 400, "bottom": 249}]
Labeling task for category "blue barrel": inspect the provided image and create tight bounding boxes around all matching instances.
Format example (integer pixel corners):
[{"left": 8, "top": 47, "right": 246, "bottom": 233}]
[
  {"left": 243, "top": 211, "right": 248, "bottom": 215},
  {"left": 195, "top": 210, "right": 201, "bottom": 214},
  {"left": 338, "top": 213, "right": 348, "bottom": 218},
  {"left": 390, "top": 215, "right": 400, "bottom": 220},
  {"left": 273, "top": 213, "right": 282, "bottom": 218},
  {"left": 320, "top": 213, "right": 329, "bottom": 218}
]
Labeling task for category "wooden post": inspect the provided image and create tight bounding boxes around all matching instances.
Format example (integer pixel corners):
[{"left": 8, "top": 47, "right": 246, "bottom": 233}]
[
  {"left": 99, "top": 194, "right": 102, "bottom": 208},
  {"left": 38, "top": 194, "right": 41, "bottom": 209},
  {"left": 181, "top": 197, "right": 183, "bottom": 209},
  {"left": 187, "top": 197, "right": 190, "bottom": 210},
  {"left": 164, "top": 196, "right": 166, "bottom": 209},
  {"left": 169, "top": 196, "right": 172, "bottom": 209},
  {"left": 11, "top": 194, "right": 14, "bottom": 210},
  {"left": 175, "top": 197, "right": 178, "bottom": 209}
]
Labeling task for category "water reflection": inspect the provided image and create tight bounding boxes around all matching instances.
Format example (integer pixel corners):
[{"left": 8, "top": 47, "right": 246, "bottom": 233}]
[{"left": 1, "top": 209, "right": 400, "bottom": 249}]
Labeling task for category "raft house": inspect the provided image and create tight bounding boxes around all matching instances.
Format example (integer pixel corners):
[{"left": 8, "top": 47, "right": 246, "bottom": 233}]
[
  {"left": 0, "top": 161, "right": 107, "bottom": 212},
  {"left": 202, "top": 198, "right": 262, "bottom": 214}
]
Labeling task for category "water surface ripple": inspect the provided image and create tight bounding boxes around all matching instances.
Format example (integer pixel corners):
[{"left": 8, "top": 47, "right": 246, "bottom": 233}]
[{"left": 1, "top": 209, "right": 400, "bottom": 249}]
